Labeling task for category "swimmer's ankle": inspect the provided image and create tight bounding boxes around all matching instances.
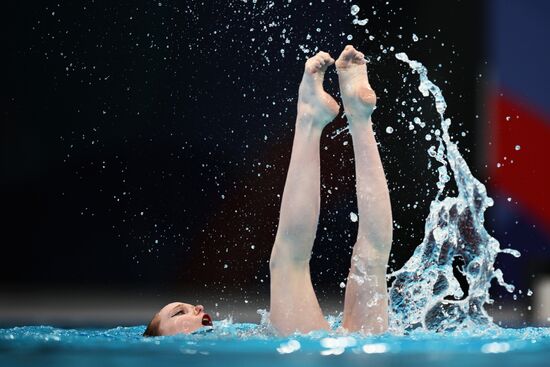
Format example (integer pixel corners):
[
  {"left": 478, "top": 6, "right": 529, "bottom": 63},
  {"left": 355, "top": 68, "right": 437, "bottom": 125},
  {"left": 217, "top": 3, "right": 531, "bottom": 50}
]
[
  {"left": 295, "top": 115, "right": 328, "bottom": 133},
  {"left": 347, "top": 117, "right": 374, "bottom": 136}
]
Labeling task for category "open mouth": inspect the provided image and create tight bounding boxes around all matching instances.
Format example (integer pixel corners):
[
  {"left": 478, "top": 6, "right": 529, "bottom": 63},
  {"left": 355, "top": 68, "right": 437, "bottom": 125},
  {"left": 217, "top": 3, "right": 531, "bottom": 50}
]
[{"left": 201, "top": 313, "right": 213, "bottom": 326}]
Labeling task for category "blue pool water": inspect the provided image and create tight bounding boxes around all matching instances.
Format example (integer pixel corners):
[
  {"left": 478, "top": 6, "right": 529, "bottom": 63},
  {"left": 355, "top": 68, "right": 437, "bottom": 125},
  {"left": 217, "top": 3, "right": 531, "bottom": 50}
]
[{"left": 1, "top": 322, "right": 550, "bottom": 367}]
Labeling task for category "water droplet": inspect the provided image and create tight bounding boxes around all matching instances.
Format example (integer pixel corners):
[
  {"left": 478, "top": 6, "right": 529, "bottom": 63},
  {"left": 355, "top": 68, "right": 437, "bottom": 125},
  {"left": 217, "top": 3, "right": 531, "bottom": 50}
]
[
  {"left": 413, "top": 117, "right": 426, "bottom": 128},
  {"left": 340, "top": 282, "right": 346, "bottom": 288},
  {"left": 412, "top": 33, "right": 419, "bottom": 42},
  {"left": 386, "top": 126, "right": 394, "bottom": 134},
  {"left": 347, "top": 34, "right": 353, "bottom": 41},
  {"left": 425, "top": 134, "right": 432, "bottom": 141},
  {"left": 351, "top": 5, "right": 360, "bottom": 16},
  {"left": 505, "top": 116, "right": 511, "bottom": 121},
  {"left": 515, "top": 145, "right": 521, "bottom": 151},
  {"left": 352, "top": 18, "right": 368, "bottom": 26},
  {"left": 350, "top": 212, "right": 358, "bottom": 222}
]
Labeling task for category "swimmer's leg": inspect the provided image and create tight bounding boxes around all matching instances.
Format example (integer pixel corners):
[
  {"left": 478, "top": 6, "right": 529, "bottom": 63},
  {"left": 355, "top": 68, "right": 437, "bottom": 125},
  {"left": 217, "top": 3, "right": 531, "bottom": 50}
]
[
  {"left": 269, "top": 51, "right": 339, "bottom": 336},
  {"left": 336, "top": 45, "right": 393, "bottom": 334}
]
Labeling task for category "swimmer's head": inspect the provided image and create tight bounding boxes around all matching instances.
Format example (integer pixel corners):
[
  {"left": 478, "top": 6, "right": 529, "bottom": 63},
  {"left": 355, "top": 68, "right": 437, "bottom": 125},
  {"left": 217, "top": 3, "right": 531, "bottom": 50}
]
[{"left": 143, "top": 302, "right": 213, "bottom": 337}]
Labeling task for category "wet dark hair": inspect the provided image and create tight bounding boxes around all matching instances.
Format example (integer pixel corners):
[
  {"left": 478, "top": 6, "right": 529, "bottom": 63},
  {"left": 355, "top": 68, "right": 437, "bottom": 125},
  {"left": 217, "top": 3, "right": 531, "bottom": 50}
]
[{"left": 143, "top": 314, "right": 161, "bottom": 337}]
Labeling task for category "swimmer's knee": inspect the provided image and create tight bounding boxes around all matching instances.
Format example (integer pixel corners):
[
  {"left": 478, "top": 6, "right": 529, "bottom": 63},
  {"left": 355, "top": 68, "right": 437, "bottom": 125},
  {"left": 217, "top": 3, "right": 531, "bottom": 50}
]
[
  {"left": 270, "top": 240, "right": 310, "bottom": 271},
  {"left": 350, "top": 242, "right": 388, "bottom": 274}
]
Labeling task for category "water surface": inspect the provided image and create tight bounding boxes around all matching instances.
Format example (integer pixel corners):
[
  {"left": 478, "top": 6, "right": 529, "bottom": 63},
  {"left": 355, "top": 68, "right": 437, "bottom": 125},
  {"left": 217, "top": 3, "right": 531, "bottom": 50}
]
[{"left": 1, "top": 323, "right": 549, "bottom": 367}]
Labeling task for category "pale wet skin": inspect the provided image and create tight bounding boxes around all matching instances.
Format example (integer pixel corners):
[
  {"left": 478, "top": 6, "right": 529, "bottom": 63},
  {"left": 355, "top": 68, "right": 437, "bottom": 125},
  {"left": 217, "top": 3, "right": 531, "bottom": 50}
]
[
  {"left": 297, "top": 51, "right": 339, "bottom": 127},
  {"left": 149, "top": 302, "right": 213, "bottom": 336},
  {"left": 335, "top": 45, "right": 377, "bottom": 121},
  {"left": 269, "top": 45, "right": 393, "bottom": 335}
]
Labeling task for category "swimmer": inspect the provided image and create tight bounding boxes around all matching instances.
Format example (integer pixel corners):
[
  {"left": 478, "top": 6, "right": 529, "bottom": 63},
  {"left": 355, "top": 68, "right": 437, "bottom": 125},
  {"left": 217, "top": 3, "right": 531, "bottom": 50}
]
[{"left": 143, "top": 45, "right": 392, "bottom": 336}]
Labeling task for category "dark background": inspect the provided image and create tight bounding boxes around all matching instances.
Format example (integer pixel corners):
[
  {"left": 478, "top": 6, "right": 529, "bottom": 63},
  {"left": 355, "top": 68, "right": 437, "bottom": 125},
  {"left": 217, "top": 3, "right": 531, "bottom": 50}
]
[{"left": 3, "top": 0, "right": 545, "bottom": 326}]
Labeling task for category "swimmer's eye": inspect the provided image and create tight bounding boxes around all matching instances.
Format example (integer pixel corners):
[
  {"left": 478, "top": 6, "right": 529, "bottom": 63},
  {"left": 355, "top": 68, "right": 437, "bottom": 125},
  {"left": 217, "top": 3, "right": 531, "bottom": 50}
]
[{"left": 172, "top": 310, "right": 185, "bottom": 317}]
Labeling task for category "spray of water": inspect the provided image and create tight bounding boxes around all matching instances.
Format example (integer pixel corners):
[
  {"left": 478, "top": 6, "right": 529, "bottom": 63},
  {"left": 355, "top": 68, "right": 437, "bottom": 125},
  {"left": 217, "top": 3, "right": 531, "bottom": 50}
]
[{"left": 388, "top": 53, "right": 520, "bottom": 332}]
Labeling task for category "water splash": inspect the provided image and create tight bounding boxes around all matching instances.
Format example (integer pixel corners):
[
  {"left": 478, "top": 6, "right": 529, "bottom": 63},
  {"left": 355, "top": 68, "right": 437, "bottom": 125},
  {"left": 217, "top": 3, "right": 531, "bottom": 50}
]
[{"left": 389, "top": 53, "right": 520, "bottom": 332}]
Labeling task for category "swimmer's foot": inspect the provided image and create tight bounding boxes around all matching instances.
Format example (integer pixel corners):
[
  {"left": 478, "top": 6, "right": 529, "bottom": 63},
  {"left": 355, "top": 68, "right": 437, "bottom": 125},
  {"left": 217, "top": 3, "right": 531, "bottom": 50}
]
[
  {"left": 297, "top": 51, "right": 339, "bottom": 129},
  {"left": 336, "top": 45, "right": 376, "bottom": 124}
]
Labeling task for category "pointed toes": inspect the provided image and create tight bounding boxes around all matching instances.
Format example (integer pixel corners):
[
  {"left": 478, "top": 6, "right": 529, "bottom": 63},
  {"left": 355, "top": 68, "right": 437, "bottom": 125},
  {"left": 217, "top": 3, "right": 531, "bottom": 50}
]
[
  {"left": 317, "top": 51, "right": 335, "bottom": 65},
  {"left": 336, "top": 45, "right": 366, "bottom": 68},
  {"left": 305, "top": 51, "right": 335, "bottom": 74},
  {"left": 339, "top": 45, "right": 357, "bottom": 61},
  {"left": 353, "top": 51, "right": 366, "bottom": 64}
]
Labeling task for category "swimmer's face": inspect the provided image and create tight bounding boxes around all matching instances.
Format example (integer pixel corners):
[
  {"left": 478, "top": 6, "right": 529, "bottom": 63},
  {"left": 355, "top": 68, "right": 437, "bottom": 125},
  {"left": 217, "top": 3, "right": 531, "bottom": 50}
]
[{"left": 151, "top": 302, "right": 213, "bottom": 336}]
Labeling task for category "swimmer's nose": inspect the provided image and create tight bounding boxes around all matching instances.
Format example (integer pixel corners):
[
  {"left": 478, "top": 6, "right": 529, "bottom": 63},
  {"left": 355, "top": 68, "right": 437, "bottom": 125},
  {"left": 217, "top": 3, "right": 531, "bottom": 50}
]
[{"left": 194, "top": 305, "right": 204, "bottom": 314}]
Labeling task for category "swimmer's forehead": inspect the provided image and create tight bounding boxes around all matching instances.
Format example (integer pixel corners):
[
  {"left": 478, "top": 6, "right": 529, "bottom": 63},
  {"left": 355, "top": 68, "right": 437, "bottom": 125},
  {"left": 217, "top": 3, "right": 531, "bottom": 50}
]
[{"left": 159, "top": 302, "right": 192, "bottom": 314}]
